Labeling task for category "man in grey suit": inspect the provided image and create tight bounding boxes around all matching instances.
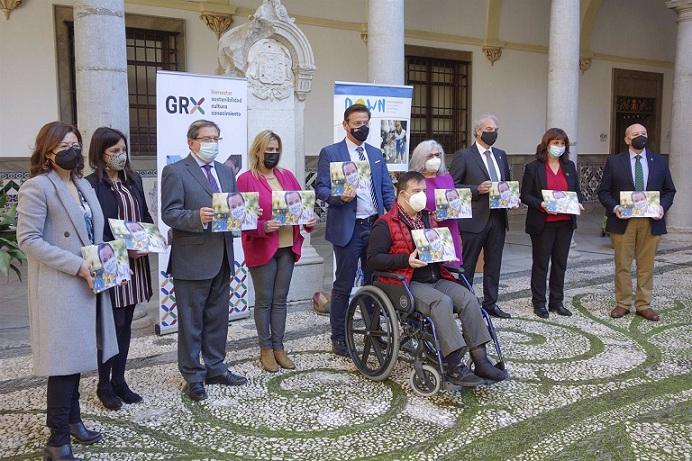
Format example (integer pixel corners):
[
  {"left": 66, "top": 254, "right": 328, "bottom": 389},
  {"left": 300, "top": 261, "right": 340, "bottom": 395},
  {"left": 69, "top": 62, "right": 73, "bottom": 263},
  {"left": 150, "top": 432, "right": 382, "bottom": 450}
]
[
  {"left": 161, "top": 119, "right": 247, "bottom": 401},
  {"left": 449, "top": 114, "right": 514, "bottom": 319}
]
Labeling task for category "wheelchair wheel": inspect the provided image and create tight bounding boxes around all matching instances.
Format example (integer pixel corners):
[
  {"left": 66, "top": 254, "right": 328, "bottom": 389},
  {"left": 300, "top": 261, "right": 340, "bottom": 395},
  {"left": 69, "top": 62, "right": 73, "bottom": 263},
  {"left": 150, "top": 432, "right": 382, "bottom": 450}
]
[
  {"left": 409, "top": 364, "right": 441, "bottom": 397},
  {"left": 345, "top": 286, "right": 400, "bottom": 381}
]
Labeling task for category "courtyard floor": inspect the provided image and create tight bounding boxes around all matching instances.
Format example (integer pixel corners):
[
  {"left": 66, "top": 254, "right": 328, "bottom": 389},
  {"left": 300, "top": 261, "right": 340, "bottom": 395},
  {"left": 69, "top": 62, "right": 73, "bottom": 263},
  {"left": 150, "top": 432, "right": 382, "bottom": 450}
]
[{"left": 1, "top": 214, "right": 691, "bottom": 460}]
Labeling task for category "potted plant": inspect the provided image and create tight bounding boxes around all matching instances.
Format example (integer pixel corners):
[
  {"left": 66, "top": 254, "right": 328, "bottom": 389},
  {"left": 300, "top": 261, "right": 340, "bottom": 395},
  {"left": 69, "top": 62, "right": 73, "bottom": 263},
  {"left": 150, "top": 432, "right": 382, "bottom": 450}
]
[{"left": 0, "top": 191, "right": 26, "bottom": 280}]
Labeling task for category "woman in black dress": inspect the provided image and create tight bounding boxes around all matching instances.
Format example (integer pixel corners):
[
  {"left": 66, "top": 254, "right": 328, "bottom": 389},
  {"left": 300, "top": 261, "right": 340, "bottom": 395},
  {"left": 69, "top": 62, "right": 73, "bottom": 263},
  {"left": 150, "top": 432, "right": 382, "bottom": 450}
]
[{"left": 86, "top": 127, "right": 153, "bottom": 410}]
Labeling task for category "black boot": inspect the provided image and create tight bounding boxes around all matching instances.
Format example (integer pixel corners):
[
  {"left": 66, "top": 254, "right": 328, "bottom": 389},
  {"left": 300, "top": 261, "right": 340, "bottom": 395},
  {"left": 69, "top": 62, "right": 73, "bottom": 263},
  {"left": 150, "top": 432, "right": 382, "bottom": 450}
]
[
  {"left": 69, "top": 421, "right": 102, "bottom": 445},
  {"left": 469, "top": 345, "right": 508, "bottom": 382},
  {"left": 112, "top": 382, "right": 143, "bottom": 404},
  {"left": 96, "top": 386, "right": 122, "bottom": 410},
  {"left": 43, "top": 443, "right": 81, "bottom": 461}
]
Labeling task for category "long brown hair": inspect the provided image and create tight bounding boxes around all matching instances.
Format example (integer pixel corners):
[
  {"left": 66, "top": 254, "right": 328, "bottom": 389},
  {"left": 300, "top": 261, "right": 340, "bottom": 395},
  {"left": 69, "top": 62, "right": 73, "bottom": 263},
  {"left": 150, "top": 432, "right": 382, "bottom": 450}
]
[
  {"left": 88, "top": 126, "right": 136, "bottom": 183},
  {"left": 30, "top": 121, "right": 84, "bottom": 177},
  {"left": 535, "top": 128, "right": 570, "bottom": 164}
]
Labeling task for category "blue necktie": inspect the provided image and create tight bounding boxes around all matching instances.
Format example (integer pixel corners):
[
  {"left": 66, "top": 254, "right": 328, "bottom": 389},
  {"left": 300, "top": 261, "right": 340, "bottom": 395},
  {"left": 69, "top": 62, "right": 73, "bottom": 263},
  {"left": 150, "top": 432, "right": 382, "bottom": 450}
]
[{"left": 201, "top": 164, "right": 220, "bottom": 193}]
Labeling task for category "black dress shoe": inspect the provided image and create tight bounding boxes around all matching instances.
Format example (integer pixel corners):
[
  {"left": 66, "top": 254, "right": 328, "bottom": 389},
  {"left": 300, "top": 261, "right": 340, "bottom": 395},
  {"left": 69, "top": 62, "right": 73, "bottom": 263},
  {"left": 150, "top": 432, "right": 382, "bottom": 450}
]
[
  {"left": 533, "top": 306, "right": 549, "bottom": 319},
  {"left": 69, "top": 422, "right": 102, "bottom": 445},
  {"left": 205, "top": 370, "right": 248, "bottom": 386},
  {"left": 332, "top": 339, "right": 348, "bottom": 357},
  {"left": 549, "top": 304, "right": 572, "bottom": 316},
  {"left": 184, "top": 382, "right": 207, "bottom": 401},
  {"left": 96, "top": 387, "right": 122, "bottom": 411},
  {"left": 43, "top": 444, "right": 81, "bottom": 460},
  {"left": 446, "top": 364, "right": 487, "bottom": 387},
  {"left": 483, "top": 305, "right": 512, "bottom": 319},
  {"left": 112, "top": 382, "right": 143, "bottom": 404}
]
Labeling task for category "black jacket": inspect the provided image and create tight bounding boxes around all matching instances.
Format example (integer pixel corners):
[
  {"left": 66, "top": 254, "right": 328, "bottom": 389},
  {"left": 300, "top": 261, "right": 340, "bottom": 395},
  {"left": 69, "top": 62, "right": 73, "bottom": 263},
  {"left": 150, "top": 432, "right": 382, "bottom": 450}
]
[
  {"left": 85, "top": 171, "right": 153, "bottom": 240},
  {"left": 449, "top": 143, "right": 511, "bottom": 232},
  {"left": 520, "top": 159, "right": 583, "bottom": 235},
  {"left": 597, "top": 151, "right": 675, "bottom": 236}
]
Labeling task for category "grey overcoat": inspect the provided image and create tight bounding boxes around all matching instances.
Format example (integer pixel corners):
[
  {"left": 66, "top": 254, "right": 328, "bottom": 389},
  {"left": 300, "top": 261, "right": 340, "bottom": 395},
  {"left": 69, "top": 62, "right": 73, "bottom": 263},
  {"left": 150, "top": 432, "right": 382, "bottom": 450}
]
[{"left": 16, "top": 170, "right": 118, "bottom": 376}]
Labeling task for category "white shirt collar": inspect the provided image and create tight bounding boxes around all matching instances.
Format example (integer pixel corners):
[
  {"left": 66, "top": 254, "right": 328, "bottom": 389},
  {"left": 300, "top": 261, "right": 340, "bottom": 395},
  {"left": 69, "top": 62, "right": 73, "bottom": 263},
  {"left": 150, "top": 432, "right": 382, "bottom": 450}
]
[
  {"left": 345, "top": 137, "right": 364, "bottom": 152},
  {"left": 475, "top": 141, "right": 493, "bottom": 155},
  {"left": 629, "top": 148, "right": 647, "bottom": 158}
]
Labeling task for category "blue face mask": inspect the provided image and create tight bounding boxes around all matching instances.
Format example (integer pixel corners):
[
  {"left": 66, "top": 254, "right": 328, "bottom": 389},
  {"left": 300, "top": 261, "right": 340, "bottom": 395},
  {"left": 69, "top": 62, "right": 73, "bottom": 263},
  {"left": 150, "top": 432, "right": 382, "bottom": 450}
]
[
  {"left": 197, "top": 142, "right": 219, "bottom": 163},
  {"left": 549, "top": 145, "right": 565, "bottom": 158}
]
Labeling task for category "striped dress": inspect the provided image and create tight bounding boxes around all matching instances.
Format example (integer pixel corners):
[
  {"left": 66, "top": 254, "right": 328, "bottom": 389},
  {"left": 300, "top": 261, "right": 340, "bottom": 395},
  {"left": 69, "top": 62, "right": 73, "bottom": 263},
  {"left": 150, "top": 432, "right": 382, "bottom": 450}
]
[{"left": 111, "top": 180, "right": 153, "bottom": 308}]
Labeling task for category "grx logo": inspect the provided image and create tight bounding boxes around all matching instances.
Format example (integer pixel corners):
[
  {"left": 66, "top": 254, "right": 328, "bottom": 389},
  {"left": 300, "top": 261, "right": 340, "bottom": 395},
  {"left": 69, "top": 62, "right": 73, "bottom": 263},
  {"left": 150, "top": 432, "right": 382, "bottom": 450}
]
[{"left": 165, "top": 96, "right": 206, "bottom": 115}]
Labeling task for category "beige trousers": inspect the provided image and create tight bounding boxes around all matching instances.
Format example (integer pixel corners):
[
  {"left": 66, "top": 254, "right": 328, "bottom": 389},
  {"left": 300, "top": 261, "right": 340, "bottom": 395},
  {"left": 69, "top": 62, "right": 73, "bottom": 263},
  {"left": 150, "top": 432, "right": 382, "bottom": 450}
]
[{"left": 610, "top": 218, "right": 660, "bottom": 311}]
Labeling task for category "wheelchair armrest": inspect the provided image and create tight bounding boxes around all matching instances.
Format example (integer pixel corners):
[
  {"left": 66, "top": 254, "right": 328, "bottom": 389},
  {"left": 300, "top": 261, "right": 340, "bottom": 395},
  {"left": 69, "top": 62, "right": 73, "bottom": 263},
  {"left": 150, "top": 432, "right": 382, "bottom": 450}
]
[
  {"left": 443, "top": 266, "right": 462, "bottom": 274},
  {"left": 373, "top": 271, "right": 406, "bottom": 282},
  {"left": 442, "top": 265, "right": 473, "bottom": 290}
]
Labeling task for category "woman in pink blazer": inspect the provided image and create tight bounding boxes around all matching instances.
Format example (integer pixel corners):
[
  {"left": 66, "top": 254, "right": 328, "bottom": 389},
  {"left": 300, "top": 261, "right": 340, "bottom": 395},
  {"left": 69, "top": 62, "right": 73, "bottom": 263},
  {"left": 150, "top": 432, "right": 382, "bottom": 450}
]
[{"left": 237, "top": 130, "right": 315, "bottom": 372}]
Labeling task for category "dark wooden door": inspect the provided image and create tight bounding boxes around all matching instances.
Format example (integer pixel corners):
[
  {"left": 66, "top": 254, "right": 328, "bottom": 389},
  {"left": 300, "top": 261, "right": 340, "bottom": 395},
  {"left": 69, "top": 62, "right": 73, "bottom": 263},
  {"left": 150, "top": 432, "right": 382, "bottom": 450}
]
[{"left": 611, "top": 69, "right": 663, "bottom": 154}]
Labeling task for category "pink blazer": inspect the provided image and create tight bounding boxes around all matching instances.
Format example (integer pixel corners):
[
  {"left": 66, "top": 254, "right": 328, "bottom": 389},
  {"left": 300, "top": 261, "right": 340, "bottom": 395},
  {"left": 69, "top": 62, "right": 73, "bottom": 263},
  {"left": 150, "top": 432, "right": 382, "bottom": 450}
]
[{"left": 236, "top": 168, "right": 313, "bottom": 268}]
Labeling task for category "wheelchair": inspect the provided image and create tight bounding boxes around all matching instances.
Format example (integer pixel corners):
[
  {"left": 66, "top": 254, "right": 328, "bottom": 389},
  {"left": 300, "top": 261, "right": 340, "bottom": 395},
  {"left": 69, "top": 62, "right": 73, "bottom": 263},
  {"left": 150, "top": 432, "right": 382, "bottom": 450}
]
[{"left": 344, "top": 267, "right": 505, "bottom": 397}]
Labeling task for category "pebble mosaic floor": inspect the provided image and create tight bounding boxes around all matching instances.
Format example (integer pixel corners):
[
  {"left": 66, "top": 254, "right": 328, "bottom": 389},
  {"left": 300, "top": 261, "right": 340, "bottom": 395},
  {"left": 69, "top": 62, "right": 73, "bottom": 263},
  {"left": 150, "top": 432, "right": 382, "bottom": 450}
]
[{"left": 1, "top": 248, "right": 691, "bottom": 460}]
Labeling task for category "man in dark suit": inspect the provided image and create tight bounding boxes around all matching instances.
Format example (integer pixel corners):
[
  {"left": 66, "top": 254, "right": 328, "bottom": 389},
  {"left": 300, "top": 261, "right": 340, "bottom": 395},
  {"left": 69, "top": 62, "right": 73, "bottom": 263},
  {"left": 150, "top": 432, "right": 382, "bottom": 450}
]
[
  {"left": 161, "top": 119, "right": 247, "bottom": 401},
  {"left": 597, "top": 123, "right": 676, "bottom": 321},
  {"left": 449, "top": 114, "right": 514, "bottom": 319},
  {"left": 315, "top": 104, "right": 396, "bottom": 356}
]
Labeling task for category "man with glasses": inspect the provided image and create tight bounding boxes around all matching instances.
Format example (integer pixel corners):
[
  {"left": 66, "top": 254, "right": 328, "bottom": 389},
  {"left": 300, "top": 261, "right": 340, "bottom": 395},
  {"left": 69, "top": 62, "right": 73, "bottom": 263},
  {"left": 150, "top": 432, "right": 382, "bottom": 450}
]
[
  {"left": 316, "top": 104, "right": 395, "bottom": 356},
  {"left": 161, "top": 119, "right": 247, "bottom": 402},
  {"left": 449, "top": 114, "right": 513, "bottom": 319}
]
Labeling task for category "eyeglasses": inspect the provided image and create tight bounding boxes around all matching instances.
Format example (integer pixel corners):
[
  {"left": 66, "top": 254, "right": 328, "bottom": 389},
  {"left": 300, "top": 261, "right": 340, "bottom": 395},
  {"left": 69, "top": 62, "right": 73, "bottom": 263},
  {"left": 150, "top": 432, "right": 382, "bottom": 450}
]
[{"left": 194, "top": 137, "right": 222, "bottom": 143}]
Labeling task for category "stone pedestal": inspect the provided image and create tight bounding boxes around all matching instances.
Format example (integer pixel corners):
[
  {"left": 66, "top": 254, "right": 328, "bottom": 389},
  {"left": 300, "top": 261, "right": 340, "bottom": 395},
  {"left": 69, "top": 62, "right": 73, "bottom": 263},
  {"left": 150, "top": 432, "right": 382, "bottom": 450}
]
[
  {"left": 546, "top": 0, "right": 580, "bottom": 163},
  {"left": 367, "top": 0, "right": 405, "bottom": 85},
  {"left": 73, "top": 0, "right": 129, "bottom": 149},
  {"left": 666, "top": 0, "right": 692, "bottom": 239},
  {"left": 219, "top": 0, "right": 323, "bottom": 302}
]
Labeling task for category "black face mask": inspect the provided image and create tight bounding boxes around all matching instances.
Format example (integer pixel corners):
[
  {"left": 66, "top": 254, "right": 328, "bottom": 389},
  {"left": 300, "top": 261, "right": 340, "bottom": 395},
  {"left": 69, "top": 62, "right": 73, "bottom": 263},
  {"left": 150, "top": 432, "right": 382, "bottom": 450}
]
[
  {"left": 54, "top": 146, "right": 82, "bottom": 171},
  {"left": 350, "top": 125, "right": 370, "bottom": 143},
  {"left": 480, "top": 131, "right": 498, "bottom": 146},
  {"left": 263, "top": 153, "right": 280, "bottom": 169},
  {"left": 631, "top": 135, "right": 647, "bottom": 150}
]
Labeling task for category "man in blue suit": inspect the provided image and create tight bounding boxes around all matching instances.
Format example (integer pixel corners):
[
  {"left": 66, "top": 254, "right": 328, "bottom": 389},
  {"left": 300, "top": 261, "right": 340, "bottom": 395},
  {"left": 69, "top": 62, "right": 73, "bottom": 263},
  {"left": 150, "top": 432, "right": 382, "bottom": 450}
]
[
  {"left": 316, "top": 103, "right": 395, "bottom": 356},
  {"left": 597, "top": 123, "right": 676, "bottom": 322}
]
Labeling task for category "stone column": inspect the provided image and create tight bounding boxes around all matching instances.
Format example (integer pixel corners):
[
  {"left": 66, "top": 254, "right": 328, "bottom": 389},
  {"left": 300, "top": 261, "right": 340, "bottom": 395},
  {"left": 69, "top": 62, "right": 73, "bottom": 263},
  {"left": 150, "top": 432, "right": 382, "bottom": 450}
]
[
  {"left": 367, "top": 0, "right": 405, "bottom": 85},
  {"left": 74, "top": 0, "right": 129, "bottom": 149},
  {"left": 546, "top": 0, "right": 580, "bottom": 163},
  {"left": 666, "top": 0, "right": 692, "bottom": 237}
]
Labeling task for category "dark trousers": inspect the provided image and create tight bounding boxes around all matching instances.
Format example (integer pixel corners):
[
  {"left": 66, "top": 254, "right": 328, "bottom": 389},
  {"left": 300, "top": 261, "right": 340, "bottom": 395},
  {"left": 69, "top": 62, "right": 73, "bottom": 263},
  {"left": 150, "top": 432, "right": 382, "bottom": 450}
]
[
  {"left": 331, "top": 219, "right": 374, "bottom": 342},
  {"left": 46, "top": 373, "right": 81, "bottom": 446},
  {"left": 97, "top": 304, "right": 135, "bottom": 389},
  {"left": 530, "top": 221, "right": 573, "bottom": 309},
  {"left": 248, "top": 247, "right": 295, "bottom": 350},
  {"left": 461, "top": 211, "right": 506, "bottom": 309},
  {"left": 173, "top": 257, "right": 231, "bottom": 384}
]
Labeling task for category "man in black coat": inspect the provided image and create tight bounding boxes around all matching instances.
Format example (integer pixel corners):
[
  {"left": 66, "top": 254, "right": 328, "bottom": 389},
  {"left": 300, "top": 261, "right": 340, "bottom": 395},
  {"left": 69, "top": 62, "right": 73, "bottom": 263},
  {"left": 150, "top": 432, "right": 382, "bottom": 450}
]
[
  {"left": 449, "top": 114, "right": 514, "bottom": 319},
  {"left": 597, "top": 123, "right": 676, "bottom": 322}
]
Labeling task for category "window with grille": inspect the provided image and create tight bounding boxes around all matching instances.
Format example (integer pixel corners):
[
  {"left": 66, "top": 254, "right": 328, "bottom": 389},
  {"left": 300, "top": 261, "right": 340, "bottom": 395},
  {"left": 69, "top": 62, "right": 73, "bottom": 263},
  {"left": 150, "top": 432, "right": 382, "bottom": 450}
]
[
  {"left": 55, "top": 7, "right": 184, "bottom": 157},
  {"left": 405, "top": 50, "right": 471, "bottom": 159},
  {"left": 126, "top": 28, "right": 180, "bottom": 156}
]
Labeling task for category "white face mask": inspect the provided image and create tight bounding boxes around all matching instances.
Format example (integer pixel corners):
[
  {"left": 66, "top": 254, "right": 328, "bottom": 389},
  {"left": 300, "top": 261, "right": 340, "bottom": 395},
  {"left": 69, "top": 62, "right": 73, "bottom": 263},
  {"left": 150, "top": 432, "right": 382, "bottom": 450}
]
[
  {"left": 500, "top": 190, "right": 511, "bottom": 201},
  {"left": 231, "top": 206, "right": 245, "bottom": 219},
  {"left": 132, "top": 230, "right": 147, "bottom": 241},
  {"left": 425, "top": 157, "right": 441, "bottom": 172},
  {"left": 449, "top": 198, "right": 461, "bottom": 210},
  {"left": 289, "top": 202, "right": 303, "bottom": 216},
  {"left": 346, "top": 172, "right": 359, "bottom": 186},
  {"left": 102, "top": 258, "right": 116, "bottom": 274},
  {"left": 407, "top": 191, "right": 427, "bottom": 212},
  {"left": 196, "top": 142, "right": 219, "bottom": 163}
]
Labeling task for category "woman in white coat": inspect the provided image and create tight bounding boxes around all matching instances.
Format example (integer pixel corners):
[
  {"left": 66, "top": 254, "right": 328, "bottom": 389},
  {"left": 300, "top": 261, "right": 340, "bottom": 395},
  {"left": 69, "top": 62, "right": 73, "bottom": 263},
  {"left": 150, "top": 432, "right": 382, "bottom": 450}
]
[{"left": 16, "top": 121, "right": 119, "bottom": 461}]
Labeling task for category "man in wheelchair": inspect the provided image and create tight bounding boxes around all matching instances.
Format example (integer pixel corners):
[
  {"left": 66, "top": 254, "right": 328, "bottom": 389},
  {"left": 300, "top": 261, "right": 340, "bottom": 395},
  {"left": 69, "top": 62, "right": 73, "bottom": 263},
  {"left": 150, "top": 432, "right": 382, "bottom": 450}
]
[{"left": 366, "top": 171, "right": 508, "bottom": 385}]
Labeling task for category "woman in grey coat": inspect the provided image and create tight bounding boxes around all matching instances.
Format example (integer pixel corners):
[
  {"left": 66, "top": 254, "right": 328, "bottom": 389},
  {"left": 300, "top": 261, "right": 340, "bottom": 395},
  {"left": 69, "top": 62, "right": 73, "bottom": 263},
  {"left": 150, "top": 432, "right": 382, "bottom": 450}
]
[{"left": 16, "top": 121, "right": 119, "bottom": 461}]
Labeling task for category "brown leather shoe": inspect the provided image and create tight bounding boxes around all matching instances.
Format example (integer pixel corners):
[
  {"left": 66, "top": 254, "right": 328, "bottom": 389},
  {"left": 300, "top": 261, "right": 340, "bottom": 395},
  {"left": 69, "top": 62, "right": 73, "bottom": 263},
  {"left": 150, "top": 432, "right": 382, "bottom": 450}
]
[
  {"left": 260, "top": 348, "right": 279, "bottom": 372},
  {"left": 636, "top": 308, "right": 660, "bottom": 322},
  {"left": 610, "top": 306, "right": 630, "bottom": 318},
  {"left": 273, "top": 349, "right": 296, "bottom": 369}
]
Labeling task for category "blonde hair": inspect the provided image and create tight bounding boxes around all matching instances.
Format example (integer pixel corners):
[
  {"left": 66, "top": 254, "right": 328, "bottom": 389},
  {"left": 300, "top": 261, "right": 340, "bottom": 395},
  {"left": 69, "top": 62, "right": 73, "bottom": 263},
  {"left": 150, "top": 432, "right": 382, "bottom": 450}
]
[
  {"left": 410, "top": 140, "right": 446, "bottom": 174},
  {"left": 248, "top": 130, "right": 283, "bottom": 176}
]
